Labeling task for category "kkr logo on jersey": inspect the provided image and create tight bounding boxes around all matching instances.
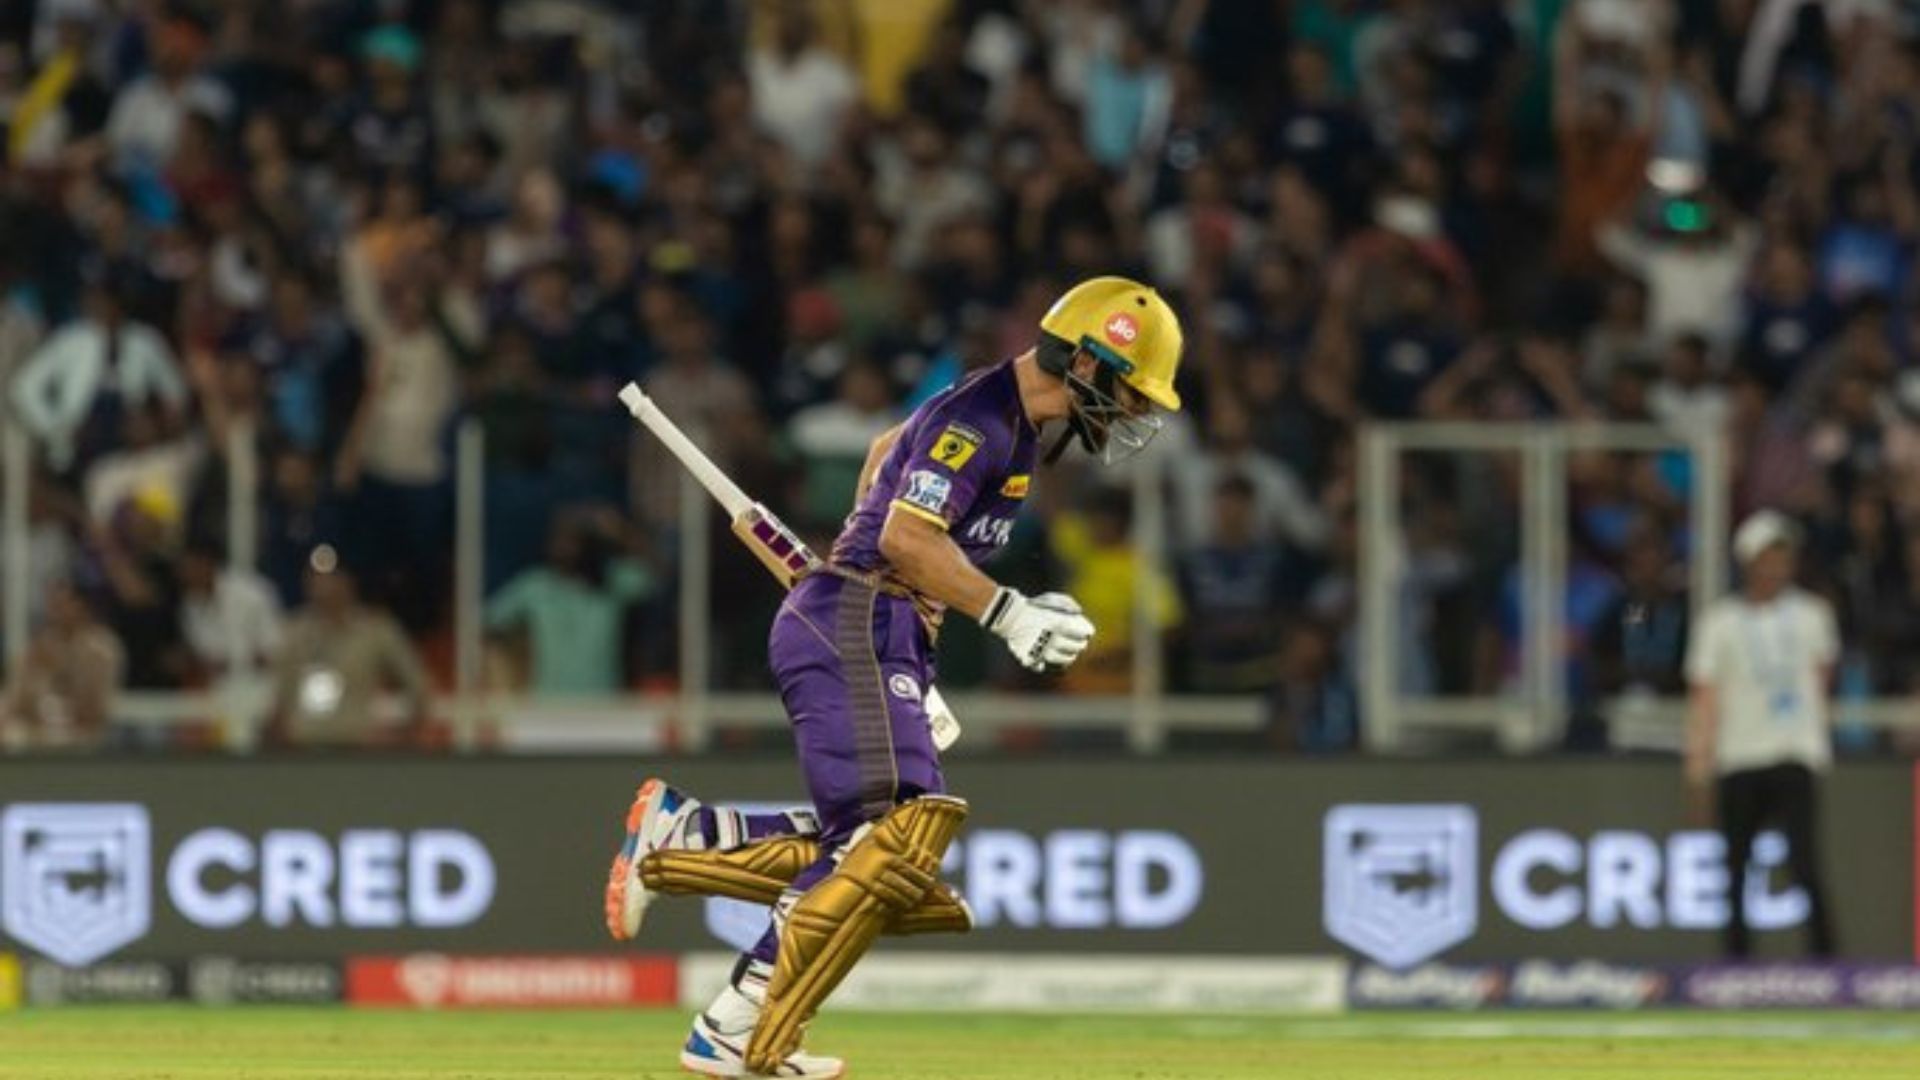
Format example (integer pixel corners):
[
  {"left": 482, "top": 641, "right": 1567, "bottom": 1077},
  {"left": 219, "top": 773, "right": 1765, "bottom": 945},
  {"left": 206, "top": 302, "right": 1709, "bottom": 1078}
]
[
  {"left": 1001, "top": 475, "right": 1030, "bottom": 498},
  {"left": 964, "top": 516, "right": 1014, "bottom": 546},
  {"left": 929, "top": 423, "right": 983, "bottom": 470}
]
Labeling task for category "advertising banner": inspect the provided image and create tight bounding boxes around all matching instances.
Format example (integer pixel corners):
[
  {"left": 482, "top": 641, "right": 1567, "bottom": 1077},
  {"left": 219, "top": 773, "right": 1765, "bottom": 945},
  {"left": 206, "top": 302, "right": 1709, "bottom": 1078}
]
[
  {"left": 0, "top": 759, "right": 1908, "bottom": 967},
  {"left": 679, "top": 953, "right": 1348, "bottom": 1014},
  {"left": 345, "top": 955, "right": 676, "bottom": 1008},
  {"left": 1349, "top": 960, "right": 1920, "bottom": 1010}
]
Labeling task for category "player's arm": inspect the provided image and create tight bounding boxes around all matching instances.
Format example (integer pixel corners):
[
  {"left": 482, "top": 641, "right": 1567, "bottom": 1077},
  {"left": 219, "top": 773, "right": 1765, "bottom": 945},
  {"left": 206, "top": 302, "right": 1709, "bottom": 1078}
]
[
  {"left": 854, "top": 423, "right": 905, "bottom": 503},
  {"left": 880, "top": 503, "right": 1092, "bottom": 674},
  {"left": 879, "top": 508, "right": 999, "bottom": 619}
]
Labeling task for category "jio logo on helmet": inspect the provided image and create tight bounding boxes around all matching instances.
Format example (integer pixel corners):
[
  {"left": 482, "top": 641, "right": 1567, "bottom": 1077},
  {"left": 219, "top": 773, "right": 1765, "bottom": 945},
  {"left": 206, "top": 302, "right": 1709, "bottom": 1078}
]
[{"left": 1103, "top": 312, "right": 1139, "bottom": 347}]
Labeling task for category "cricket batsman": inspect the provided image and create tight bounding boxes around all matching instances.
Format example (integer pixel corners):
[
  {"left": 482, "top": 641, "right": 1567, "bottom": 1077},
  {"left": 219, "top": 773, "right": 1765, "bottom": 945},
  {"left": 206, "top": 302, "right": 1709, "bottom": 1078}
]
[{"left": 604, "top": 277, "right": 1184, "bottom": 1077}]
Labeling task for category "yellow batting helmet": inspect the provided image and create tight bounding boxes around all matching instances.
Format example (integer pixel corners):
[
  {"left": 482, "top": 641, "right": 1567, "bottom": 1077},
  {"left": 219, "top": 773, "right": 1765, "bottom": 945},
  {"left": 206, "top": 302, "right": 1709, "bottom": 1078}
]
[{"left": 1039, "top": 276, "right": 1184, "bottom": 412}]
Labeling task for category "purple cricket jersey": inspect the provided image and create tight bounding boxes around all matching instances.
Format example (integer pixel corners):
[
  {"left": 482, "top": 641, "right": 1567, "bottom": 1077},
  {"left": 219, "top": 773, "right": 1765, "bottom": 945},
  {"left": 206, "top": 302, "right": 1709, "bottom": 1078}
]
[{"left": 829, "top": 359, "right": 1038, "bottom": 610}]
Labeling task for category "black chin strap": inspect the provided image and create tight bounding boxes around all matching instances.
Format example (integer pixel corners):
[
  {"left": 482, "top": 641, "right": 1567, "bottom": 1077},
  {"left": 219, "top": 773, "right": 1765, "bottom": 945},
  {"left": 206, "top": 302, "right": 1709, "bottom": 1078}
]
[{"left": 1044, "top": 423, "right": 1077, "bottom": 465}]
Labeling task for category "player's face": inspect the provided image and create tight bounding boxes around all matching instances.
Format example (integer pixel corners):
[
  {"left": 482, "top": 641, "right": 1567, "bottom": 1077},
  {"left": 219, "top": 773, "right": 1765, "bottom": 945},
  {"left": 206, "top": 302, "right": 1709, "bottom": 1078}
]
[{"left": 1068, "top": 350, "right": 1163, "bottom": 464}]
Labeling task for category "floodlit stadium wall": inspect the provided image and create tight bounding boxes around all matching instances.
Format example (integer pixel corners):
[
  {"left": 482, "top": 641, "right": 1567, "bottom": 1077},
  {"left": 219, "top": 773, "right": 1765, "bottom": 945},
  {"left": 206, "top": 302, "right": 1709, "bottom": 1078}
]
[{"left": 0, "top": 759, "right": 1914, "bottom": 1011}]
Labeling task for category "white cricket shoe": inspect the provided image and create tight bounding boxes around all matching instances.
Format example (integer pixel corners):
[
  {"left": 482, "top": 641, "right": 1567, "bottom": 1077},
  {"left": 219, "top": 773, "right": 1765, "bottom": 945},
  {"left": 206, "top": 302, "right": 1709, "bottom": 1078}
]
[
  {"left": 679, "top": 964, "right": 843, "bottom": 1078},
  {"left": 603, "top": 777, "right": 701, "bottom": 940}
]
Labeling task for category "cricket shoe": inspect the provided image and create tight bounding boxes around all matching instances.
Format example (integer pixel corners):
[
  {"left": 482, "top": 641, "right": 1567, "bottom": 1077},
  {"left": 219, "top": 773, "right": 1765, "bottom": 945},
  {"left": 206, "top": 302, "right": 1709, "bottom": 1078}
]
[
  {"left": 679, "top": 981, "right": 844, "bottom": 1078},
  {"left": 605, "top": 777, "right": 701, "bottom": 940}
]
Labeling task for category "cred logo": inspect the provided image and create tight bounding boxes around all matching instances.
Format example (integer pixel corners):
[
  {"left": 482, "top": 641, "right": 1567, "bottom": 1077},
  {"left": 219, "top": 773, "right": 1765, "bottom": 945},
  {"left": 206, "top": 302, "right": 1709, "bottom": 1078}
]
[{"left": 1103, "top": 313, "right": 1138, "bottom": 346}]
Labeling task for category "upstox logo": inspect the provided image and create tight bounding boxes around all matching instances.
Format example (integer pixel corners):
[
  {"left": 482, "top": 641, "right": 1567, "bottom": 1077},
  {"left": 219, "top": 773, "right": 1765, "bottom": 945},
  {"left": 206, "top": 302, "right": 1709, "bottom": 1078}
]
[
  {"left": 1323, "top": 804, "right": 1478, "bottom": 968},
  {"left": 0, "top": 804, "right": 152, "bottom": 967}
]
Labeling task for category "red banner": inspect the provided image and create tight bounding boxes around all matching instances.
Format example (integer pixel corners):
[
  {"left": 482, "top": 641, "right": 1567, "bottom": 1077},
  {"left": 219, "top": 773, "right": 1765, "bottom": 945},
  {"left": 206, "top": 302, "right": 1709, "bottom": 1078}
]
[{"left": 347, "top": 955, "right": 676, "bottom": 1008}]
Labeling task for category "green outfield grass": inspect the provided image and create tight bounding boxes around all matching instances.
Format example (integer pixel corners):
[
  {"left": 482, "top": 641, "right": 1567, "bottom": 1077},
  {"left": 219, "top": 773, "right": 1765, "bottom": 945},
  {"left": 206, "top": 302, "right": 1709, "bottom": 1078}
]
[{"left": 2, "top": 1007, "right": 1919, "bottom": 1079}]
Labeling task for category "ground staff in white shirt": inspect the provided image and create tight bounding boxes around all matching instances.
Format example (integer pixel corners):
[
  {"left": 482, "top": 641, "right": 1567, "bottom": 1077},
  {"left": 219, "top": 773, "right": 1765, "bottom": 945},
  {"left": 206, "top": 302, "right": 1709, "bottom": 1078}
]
[{"left": 1684, "top": 510, "right": 1837, "bottom": 958}]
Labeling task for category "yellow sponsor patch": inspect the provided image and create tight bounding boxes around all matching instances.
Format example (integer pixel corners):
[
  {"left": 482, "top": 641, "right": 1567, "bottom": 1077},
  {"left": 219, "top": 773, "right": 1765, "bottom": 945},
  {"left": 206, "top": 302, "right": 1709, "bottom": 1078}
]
[
  {"left": 0, "top": 953, "right": 19, "bottom": 1010},
  {"left": 1001, "top": 475, "right": 1030, "bottom": 498},
  {"left": 928, "top": 423, "right": 982, "bottom": 470}
]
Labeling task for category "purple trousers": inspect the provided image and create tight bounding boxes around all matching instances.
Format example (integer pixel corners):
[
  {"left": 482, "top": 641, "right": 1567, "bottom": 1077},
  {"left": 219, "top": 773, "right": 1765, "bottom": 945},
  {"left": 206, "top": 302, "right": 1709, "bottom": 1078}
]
[{"left": 745, "top": 571, "right": 946, "bottom": 965}]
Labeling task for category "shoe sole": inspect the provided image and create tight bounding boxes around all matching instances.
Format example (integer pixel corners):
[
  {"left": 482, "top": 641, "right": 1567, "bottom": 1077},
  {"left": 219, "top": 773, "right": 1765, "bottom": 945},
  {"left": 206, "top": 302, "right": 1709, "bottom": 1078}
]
[
  {"left": 679, "top": 1054, "right": 845, "bottom": 1079},
  {"left": 605, "top": 778, "right": 665, "bottom": 941}
]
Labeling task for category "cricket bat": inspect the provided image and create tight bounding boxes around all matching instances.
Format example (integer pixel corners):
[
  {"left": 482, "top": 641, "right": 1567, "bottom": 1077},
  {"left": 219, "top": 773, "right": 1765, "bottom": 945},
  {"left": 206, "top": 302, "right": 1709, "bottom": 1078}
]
[{"left": 617, "top": 382, "right": 961, "bottom": 749}]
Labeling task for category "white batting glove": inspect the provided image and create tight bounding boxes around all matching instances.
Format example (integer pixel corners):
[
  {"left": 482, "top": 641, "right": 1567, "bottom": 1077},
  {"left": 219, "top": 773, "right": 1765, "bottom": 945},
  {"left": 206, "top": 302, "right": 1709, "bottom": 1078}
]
[{"left": 980, "top": 588, "right": 1095, "bottom": 672}]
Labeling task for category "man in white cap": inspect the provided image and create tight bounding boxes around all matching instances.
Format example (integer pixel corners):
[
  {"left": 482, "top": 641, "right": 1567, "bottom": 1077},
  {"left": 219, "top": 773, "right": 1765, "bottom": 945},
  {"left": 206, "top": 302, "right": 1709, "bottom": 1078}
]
[{"left": 1684, "top": 509, "right": 1838, "bottom": 958}]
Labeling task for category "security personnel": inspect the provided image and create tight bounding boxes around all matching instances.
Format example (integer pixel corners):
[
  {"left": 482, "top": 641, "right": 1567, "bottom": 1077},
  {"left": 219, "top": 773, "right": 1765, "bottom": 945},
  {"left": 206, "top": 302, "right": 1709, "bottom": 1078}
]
[{"left": 1685, "top": 510, "right": 1838, "bottom": 958}]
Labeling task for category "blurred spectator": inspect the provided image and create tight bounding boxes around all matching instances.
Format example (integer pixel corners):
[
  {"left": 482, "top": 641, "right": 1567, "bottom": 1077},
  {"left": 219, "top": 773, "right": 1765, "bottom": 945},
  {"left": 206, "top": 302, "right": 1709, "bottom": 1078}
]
[
  {"left": 91, "top": 493, "right": 188, "bottom": 691},
  {"left": 1598, "top": 190, "right": 1760, "bottom": 349},
  {"left": 260, "top": 448, "right": 344, "bottom": 608},
  {"left": 1739, "top": 241, "right": 1831, "bottom": 394},
  {"left": 1265, "top": 619, "right": 1357, "bottom": 752},
  {"left": 748, "top": 3, "right": 858, "bottom": 173},
  {"left": 5, "top": 8, "right": 110, "bottom": 169},
  {"left": 790, "top": 360, "right": 897, "bottom": 529},
  {"left": 1174, "top": 398, "right": 1328, "bottom": 552},
  {"left": 102, "top": 11, "right": 231, "bottom": 171},
  {"left": 351, "top": 26, "right": 432, "bottom": 177},
  {"left": 1051, "top": 487, "right": 1181, "bottom": 694},
  {"left": 1082, "top": 19, "right": 1171, "bottom": 171},
  {"left": 1787, "top": 295, "right": 1897, "bottom": 422},
  {"left": 1647, "top": 332, "right": 1729, "bottom": 439},
  {"left": 826, "top": 215, "right": 910, "bottom": 354},
  {"left": 486, "top": 169, "right": 568, "bottom": 284},
  {"left": 485, "top": 508, "right": 656, "bottom": 697},
  {"left": 178, "top": 540, "right": 284, "bottom": 682},
  {"left": 336, "top": 206, "right": 481, "bottom": 629},
  {"left": 12, "top": 275, "right": 187, "bottom": 472},
  {"left": 1588, "top": 535, "right": 1690, "bottom": 743},
  {"left": 266, "top": 547, "right": 428, "bottom": 747},
  {"left": 82, "top": 401, "right": 204, "bottom": 528},
  {"left": 1179, "top": 474, "right": 1296, "bottom": 694},
  {"left": 1580, "top": 276, "right": 1653, "bottom": 390},
  {"left": 251, "top": 271, "right": 363, "bottom": 457},
  {"left": 905, "top": 18, "right": 991, "bottom": 133},
  {"left": 875, "top": 118, "right": 994, "bottom": 270},
  {"left": 636, "top": 303, "right": 758, "bottom": 524},
  {"left": 1551, "top": 11, "right": 1661, "bottom": 275},
  {"left": 0, "top": 259, "right": 44, "bottom": 385},
  {"left": 2, "top": 581, "right": 122, "bottom": 751},
  {"left": 1145, "top": 161, "right": 1256, "bottom": 289}
]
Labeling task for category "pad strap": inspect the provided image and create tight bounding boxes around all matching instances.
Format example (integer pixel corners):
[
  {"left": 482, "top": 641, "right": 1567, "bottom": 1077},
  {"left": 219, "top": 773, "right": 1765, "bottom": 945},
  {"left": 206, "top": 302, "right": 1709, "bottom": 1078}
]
[
  {"left": 641, "top": 836, "right": 820, "bottom": 903},
  {"left": 640, "top": 839, "right": 974, "bottom": 936}
]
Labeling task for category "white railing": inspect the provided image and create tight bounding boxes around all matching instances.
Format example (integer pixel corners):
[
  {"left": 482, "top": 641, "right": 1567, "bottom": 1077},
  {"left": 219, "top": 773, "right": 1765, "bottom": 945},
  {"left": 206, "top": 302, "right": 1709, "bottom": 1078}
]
[
  {"left": 13, "top": 413, "right": 1920, "bottom": 756},
  {"left": 1358, "top": 421, "right": 1730, "bottom": 752}
]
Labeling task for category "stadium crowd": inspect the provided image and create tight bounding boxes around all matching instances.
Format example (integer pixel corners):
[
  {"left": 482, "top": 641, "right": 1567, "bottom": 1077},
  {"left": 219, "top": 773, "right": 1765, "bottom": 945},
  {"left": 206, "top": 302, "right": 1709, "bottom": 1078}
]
[{"left": 1, "top": 0, "right": 1918, "bottom": 753}]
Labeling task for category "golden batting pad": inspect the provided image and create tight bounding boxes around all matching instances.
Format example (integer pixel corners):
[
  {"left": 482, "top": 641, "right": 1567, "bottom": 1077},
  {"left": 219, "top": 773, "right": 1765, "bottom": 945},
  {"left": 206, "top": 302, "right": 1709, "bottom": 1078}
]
[
  {"left": 745, "top": 796, "right": 969, "bottom": 1072},
  {"left": 640, "top": 840, "right": 973, "bottom": 936}
]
